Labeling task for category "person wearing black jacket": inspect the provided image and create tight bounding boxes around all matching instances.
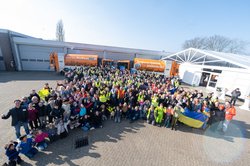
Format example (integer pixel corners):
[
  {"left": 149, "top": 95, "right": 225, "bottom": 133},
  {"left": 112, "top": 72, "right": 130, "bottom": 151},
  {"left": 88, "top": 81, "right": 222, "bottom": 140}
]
[
  {"left": 2, "top": 100, "right": 30, "bottom": 138},
  {"left": 28, "top": 90, "right": 40, "bottom": 102},
  {"left": 230, "top": 88, "right": 241, "bottom": 106},
  {"left": 45, "top": 90, "right": 58, "bottom": 102},
  {"left": 215, "top": 105, "right": 225, "bottom": 124},
  {"left": 209, "top": 101, "right": 220, "bottom": 125},
  {"left": 37, "top": 101, "right": 47, "bottom": 128},
  {"left": 51, "top": 104, "right": 65, "bottom": 136},
  {"left": 50, "top": 104, "right": 64, "bottom": 121},
  {"left": 210, "top": 102, "right": 225, "bottom": 131},
  {"left": 91, "top": 111, "right": 103, "bottom": 128}
]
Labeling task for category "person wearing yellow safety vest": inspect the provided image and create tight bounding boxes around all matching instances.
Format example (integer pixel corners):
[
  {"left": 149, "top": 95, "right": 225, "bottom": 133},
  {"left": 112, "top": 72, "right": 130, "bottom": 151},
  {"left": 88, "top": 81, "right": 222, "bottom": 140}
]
[
  {"left": 105, "top": 90, "right": 111, "bottom": 103},
  {"left": 107, "top": 105, "right": 114, "bottom": 113},
  {"left": 155, "top": 103, "right": 164, "bottom": 126},
  {"left": 151, "top": 94, "right": 159, "bottom": 107},
  {"left": 137, "top": 92, "right": 144, "bottom": 102},
  {"left": 95, "top": 81, "right": 101, "bottom": 88},
  {"left": 174, "top": 79, "right": 180, "bottom": 89},
  {"left": 99, "top": 92, "right": 107, "bottom": 105}
]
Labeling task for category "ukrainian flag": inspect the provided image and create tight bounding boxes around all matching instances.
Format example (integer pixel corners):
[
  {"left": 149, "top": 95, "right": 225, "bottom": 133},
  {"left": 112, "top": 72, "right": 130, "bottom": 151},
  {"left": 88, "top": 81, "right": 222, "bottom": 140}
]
[{"left": 178, "top": 108, "right": 208, "bottom": 128}]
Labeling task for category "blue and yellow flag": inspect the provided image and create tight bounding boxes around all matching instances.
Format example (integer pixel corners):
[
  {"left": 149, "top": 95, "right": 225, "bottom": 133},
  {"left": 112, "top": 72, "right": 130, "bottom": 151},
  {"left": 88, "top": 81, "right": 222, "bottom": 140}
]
[{"left": 178, "top": 108, "right": 208, "bottom": 128}]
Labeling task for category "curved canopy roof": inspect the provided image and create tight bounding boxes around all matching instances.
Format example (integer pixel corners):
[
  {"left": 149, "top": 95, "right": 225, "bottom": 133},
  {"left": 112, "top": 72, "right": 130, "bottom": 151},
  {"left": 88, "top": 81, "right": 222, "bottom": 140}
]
[{"left": 161, "top": 48, "right": 250, "bottom": 70}]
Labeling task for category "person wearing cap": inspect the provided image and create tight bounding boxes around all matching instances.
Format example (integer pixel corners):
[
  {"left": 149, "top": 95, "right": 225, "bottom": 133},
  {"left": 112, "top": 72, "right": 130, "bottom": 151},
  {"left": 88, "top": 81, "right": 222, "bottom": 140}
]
[
  {"left": 2, "top": 100, "right": 30, "bottom": 138},
  {"left": 230, "top": 88, "right": 241, "bottom": 106},
  {"left": 18, "top": 135, "right": 38, "bottom": 159},
  {"left": 4, "top": 140, "right": 23, "bottom": 165}
]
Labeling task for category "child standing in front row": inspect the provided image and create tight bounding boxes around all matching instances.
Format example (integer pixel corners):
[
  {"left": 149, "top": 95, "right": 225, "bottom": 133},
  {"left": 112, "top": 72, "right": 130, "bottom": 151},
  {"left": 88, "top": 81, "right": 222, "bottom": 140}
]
[{"left": 114, "top": 106, "right": 122, "bottom": 123}]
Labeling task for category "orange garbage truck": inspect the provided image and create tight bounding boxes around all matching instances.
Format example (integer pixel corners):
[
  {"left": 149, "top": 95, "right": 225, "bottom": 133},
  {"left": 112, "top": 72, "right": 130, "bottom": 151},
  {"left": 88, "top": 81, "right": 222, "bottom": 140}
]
[
  {"left": 133, "top": 58, "right": 179, "bottom": 76},
  {"left": 50, "top": 52, "right": 98, "bottom": 72},
  {"left": 133, "top": 58, "right": 166, "bottom": 72}
]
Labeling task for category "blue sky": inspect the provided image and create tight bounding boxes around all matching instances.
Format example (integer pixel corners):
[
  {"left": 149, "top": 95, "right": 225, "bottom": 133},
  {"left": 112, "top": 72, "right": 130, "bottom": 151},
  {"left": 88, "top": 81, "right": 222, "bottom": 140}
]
[{"left": 0, "top": 0, "right": 250, "bottom": 53}]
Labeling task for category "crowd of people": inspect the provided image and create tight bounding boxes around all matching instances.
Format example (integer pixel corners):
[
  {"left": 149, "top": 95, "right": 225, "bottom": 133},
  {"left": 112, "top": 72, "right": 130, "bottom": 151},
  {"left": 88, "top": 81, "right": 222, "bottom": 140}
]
[{"left": 1, "top": 66, "right": 237, "bottom": 166}]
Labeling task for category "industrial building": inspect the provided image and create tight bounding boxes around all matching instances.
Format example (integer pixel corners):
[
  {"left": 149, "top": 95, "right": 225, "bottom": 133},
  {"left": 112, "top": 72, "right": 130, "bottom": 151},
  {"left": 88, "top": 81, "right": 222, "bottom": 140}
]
[
  {"left": 0, "top": 29, "right": 168, "bottom": 71},
  {"left": 1, "top": 29, "right": 249, "bottom": 110}
]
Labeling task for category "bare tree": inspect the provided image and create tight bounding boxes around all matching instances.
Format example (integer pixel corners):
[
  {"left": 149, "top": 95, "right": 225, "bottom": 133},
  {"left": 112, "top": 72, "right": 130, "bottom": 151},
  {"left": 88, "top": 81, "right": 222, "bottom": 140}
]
[
  {"left": 56, "top": 20, "right": 65, "bottom": 42},
  {"left": 183, "top": 35, "right": 246, "bottom": 54},
  {"left": 227, "top": 40, "right": 246, "bottom": 54},
  {"left": 182, "top": 37, "right": 207, "bottom": 50},
  {"left": 205, "top": 35, "right": 231, "bottom": 52}
]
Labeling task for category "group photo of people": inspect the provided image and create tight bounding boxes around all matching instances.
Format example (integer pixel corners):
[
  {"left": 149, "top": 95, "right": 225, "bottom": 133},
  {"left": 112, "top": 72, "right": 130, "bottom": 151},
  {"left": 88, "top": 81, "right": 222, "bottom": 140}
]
[{"left": 2, "top": 66, "right": 237, "bottom": 166}]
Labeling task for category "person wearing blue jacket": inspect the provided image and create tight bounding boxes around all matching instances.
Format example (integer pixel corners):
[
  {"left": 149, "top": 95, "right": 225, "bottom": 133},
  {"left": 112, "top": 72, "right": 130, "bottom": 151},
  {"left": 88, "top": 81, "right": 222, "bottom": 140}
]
[
  {"left": 5, "top": 141, "right": 23, "bottom": 166},
  {"left": 18, "top": 135, "right": 38, "bottom": 159}
]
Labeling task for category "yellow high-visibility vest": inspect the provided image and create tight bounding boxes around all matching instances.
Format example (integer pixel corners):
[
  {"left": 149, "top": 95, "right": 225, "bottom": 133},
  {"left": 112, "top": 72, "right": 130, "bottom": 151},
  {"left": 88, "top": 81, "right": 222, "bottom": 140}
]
[
  {"left": 137, "top": 94, "right": 144, "bottom": 101},
  {"left": 106, "top": 92, "right": 111, "bottom": 100},
  {"left": 107, "top": 106, "right": 114, "bottom": 112},
  {"left": 99, "top": 95, "right": 107, "bottom": 103},
  {"left": 152, "top": 97, "right": 158, "bottom": 107},
  {"left": 95, "top": 82, "right": 101, "bottom": 88},
  {"left": 38, "top": 88, "right": 50, "bottom": 101}
]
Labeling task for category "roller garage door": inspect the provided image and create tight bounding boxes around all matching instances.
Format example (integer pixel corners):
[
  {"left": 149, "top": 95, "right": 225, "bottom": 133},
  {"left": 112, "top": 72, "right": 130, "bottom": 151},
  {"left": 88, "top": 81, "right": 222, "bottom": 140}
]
[
  {"left": 18, "top": 45, "right": 64, "bottom": 71},
  {"left": 105, "top": 52, "right": 134, "bottom": 61}
]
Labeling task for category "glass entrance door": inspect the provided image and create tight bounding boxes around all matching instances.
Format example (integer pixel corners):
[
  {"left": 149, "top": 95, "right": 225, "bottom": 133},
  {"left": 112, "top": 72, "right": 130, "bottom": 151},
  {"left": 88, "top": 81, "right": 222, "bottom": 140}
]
[{"left": 208, "top": 74, "right": 219, "bottom": 88}]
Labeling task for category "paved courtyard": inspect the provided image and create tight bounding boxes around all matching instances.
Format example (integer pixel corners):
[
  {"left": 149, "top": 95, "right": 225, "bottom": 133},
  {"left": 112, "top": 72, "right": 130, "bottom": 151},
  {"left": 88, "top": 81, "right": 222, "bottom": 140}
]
[{"left": 0, "top": 72, "right": 249, "bottom": 166}]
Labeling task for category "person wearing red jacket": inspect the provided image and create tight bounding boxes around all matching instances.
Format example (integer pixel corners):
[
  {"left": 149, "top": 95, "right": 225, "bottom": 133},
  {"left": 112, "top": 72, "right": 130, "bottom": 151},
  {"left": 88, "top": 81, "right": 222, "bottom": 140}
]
[
  {"left": 34, "top": 130, "right": 49, "bottom": 151},
  {"left": 27, "top": 103, "right": 39, "bottom": 129},
  {"left": 218, "top": 101, "right": 236, "bottom": 133}
]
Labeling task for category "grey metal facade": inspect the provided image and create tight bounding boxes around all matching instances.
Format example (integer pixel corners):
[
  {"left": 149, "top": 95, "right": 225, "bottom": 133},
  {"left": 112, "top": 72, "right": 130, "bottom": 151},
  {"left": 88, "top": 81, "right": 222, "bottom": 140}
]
[
  {"left": 18, "top": 45, "right": 64, "bottom": 71},
  {"left": 0, "top": 32, "right": 15, "bottom": 71},
  {"left": 136, "top": 53, "right": 161, "bottom": 60},
  {"left": 0, "top": 47, "right": 5, "bottom": 70},
  {"left": 1, "top": 29, "right": 169, "bottom": 71}
]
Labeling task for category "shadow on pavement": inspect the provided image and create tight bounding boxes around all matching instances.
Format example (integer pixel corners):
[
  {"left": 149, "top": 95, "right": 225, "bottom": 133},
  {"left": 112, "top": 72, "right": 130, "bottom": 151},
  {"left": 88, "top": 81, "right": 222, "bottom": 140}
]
[
  {"left": 21, "top": 120, "right": 145, "bottom": 166},
  {"left": 177, "top": 119, "right": 250, "bottom": 142}
]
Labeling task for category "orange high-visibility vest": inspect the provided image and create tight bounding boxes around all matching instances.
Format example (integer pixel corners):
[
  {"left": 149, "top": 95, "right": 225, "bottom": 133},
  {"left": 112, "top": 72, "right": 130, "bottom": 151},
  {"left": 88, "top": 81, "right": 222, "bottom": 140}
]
[
  {"left": 117, "top": 90, "right": 125, "bottom": 99},
  {"left": 225, "top": 106, "right": 236, "bottom": 120}
]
